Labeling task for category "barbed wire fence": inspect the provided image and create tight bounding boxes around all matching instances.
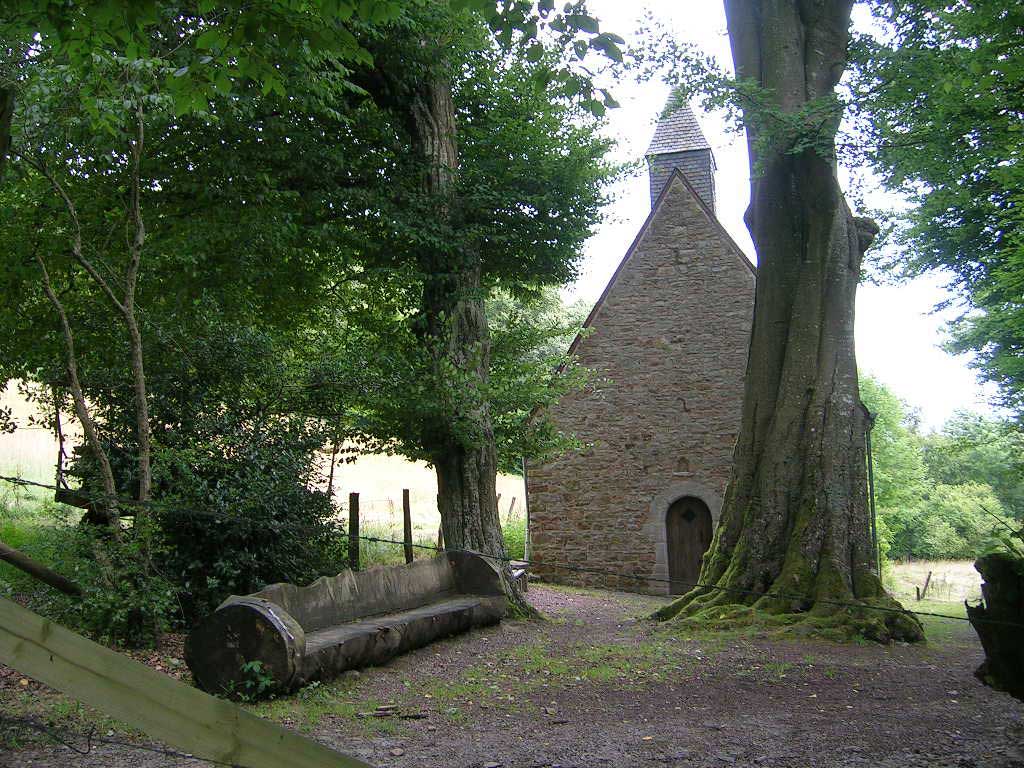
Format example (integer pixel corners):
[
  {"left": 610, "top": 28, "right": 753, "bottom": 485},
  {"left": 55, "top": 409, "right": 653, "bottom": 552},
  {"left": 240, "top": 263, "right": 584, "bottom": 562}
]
[
  {"left": 0, "top": 472, "right": 1016, "bottom": 630},
  {"left": 1, "top": 470, "right": 1020, "bottom": 768}
]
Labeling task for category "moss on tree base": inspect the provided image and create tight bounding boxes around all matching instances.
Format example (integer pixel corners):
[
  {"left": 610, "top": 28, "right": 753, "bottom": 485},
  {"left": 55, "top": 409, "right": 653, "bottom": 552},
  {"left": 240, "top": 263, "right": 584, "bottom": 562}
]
[{"left": 653, "top": 584, "right": 924, "bottom": 644}]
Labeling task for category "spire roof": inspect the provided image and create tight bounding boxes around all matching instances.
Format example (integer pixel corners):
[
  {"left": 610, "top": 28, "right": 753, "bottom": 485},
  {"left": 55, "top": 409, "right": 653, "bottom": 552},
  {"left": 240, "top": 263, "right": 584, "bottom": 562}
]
[{"left": 646, "top": 101, "right": 711, "bottom": 156}]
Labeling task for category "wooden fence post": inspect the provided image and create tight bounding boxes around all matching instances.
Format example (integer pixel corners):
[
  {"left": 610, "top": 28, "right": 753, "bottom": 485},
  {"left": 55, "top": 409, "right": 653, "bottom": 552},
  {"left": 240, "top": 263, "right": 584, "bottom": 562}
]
[
  {"left": 348, "top": 492, "right": 360, "bottom": 571},
  {"left": 402, "top": 489, "right": 414, "bottom": 564},
  {"left": 0, "top": 597, "right": 372, "bottom": 768}
]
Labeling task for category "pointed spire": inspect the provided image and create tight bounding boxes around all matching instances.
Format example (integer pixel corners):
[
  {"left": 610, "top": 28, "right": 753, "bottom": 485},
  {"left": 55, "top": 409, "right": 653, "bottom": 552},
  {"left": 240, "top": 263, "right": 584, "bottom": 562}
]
[
  {"left": 646, "top": 101, "right": 711, "bottom": 156},
  {"left": 645, "top": 97, "right": 716, "bottom": 212}
]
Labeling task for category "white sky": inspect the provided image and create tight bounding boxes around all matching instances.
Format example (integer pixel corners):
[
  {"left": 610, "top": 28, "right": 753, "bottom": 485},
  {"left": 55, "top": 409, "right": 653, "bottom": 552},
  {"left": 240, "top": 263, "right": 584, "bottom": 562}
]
[{"left": 568, "top": 0, "right": 1000, "bottom": 432}]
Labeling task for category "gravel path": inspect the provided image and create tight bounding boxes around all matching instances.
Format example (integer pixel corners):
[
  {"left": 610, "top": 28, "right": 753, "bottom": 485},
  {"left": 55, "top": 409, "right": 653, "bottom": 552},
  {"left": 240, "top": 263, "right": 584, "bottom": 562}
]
[{"left": 3, "top": 585, "right": 1023, "bottom": 768}]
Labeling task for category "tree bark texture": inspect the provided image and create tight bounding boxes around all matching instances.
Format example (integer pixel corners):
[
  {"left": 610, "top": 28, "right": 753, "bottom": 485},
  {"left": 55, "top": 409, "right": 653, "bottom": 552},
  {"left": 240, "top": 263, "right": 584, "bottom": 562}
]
[
  {"left": 405, "top": 78, "right": 534, "bottom": 618},
  {"left": 658, "top": 0, "right": 921, "bottom": 641}
]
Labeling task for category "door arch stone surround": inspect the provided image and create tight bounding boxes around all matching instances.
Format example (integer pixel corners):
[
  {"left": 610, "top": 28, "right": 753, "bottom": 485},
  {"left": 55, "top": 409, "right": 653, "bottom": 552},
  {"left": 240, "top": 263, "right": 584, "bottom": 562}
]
[{"left": 640, "top": 481, "right": 724, "bottom": 595}]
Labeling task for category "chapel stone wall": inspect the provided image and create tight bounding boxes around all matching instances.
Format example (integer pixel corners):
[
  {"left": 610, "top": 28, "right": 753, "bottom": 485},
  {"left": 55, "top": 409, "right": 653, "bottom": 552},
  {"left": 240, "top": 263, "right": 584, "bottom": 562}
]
[{"left": 526, "top": 175, "right": 754, "bottom": 594}]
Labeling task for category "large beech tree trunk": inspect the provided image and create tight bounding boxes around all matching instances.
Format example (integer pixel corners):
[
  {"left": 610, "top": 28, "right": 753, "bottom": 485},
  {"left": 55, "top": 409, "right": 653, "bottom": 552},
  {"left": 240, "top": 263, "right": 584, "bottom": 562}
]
[
  {"left": 658, "top": 0, "right": 921, "bottom": 641},
  {"left": 406, "top": 79, "right": 534, "bottom": 617}
]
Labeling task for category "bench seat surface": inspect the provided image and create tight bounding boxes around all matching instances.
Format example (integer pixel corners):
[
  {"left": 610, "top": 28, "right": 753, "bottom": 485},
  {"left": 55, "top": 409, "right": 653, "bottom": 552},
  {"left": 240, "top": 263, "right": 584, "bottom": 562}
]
[{"left": 304, "top": 595, "right": 488, "bottom": 654}]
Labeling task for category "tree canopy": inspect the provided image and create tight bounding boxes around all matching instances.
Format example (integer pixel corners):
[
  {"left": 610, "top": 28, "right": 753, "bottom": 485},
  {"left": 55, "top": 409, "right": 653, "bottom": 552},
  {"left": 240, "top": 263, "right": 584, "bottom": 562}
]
[
  {"left": 850, "top": 1, "right": 1024, "bottom": 417},
  {"left": 0, "top": 0, "right": 614, "bottom": 638}
]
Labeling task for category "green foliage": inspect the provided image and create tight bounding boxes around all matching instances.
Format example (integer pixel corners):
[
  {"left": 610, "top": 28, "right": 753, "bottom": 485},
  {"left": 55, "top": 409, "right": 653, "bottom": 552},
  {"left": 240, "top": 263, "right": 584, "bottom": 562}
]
[
  {"left": 849, "top": 2, "right": 1024, "bottom": 416},
  {"left": 229, "top": 660, "right": 277, "bottom": 702},
  {"left": 1, "top": 0, "right": 616, "bottom": 640},
  {"left": 921, "top": 412, "right": 1024, "bottom": 518},
  {"left": 152, "top": 411, "right": 345, "bottom": 624},
  {"left": 861, "top": 375, "right": 929, "bottom": 512},
  {"left": 0, "top": 494, "right": 71, "bottom": 596},
  {"left": 1, "top": 0, "right": 408, "bottom": 118},
  {"left": 862, "top": 375, "right": 1014, "bottom": 561},
  {"left": 502, "top": 506, "right": 526, "bottom": 560},
  {"left": 70, "top": 530, "right": 176, "bottom": 649},
  {"left": 487, "top": 289, "right": 591, "bottom": 470},
  {"left": 893, "top": 483, "right": 1005, "bottom": 561},
  {"left": 990, "top": 520, "right": 1024, "bottom": 560},
  {"left": 3, "top": 520, "right": 177, "bottom": 648},
  {"left": 450, "top": 0, "right": 623, "bottom": 113}
]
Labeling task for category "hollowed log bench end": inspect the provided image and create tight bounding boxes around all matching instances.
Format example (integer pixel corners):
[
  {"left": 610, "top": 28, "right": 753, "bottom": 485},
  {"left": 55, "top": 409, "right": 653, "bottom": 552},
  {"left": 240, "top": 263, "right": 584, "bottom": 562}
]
[{"left": 185, "top": 552, "right": 506, "bottom": 697}]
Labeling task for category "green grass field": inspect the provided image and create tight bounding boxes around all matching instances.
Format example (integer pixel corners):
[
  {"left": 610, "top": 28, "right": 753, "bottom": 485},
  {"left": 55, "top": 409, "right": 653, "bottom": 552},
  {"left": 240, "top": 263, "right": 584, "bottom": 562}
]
[
  {"left": 1, "top": 382, "right": 527, "bottom": 565},
  {"left": 886, "top": 559, "right": 982, "bottom": 604}
]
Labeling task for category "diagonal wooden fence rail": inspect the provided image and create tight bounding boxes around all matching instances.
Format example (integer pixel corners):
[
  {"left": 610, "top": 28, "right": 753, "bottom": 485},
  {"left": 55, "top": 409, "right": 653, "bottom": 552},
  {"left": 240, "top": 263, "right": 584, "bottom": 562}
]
[{"left": 0, "top": 597, "right": 373, "bottom": 768}]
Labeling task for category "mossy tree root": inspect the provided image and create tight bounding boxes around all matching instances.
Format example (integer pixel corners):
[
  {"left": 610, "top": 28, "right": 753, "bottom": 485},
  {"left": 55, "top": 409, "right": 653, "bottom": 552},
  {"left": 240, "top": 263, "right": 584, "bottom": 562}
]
[{"left": 653, "top": 564, "right": 923, "bottom": 643}]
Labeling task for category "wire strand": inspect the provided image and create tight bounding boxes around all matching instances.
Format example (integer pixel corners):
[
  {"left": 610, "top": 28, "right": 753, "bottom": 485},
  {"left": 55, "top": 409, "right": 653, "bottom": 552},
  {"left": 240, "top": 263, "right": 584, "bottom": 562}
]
[
  {"left": 0, "top": 714, "right": 241, "bottom": 767},
  {"left": 2, "top": 472, "right": 1017, "bottom": 630}
]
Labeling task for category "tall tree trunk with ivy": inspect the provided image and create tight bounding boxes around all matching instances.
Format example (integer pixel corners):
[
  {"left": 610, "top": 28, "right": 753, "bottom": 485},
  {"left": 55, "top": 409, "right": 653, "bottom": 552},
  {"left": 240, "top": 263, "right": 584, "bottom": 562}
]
[
  {"left": 656, "top": 0, "right": 921, "bottom": 641},
  {"left": 405, "top": 77, "right": 534, "bottom": 617}
]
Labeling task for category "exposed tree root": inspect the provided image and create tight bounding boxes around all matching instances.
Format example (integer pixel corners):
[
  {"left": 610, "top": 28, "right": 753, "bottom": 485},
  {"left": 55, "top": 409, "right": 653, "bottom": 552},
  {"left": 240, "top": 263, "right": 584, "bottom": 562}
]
[
  {"left": 503, "top": 569, "right": 543, "bottom": 621},
  {"left": 653, "top": 577, "right": 923, "bottom": 644}
]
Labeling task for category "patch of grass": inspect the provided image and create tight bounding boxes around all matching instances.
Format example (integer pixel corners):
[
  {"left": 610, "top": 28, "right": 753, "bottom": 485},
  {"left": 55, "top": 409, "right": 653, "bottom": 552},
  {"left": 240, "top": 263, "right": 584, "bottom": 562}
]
[
  {"left": 402, "top": 635, "right": 700, "bottom": 726},
  {"left": 357, "top": 520, "right": 438, "bottom": 569},
  {"left": 0, "top": 688, "right": 130, "bottom": 750},
  {"left": 502, "top": 507, "right": 526, "bottom": 560},
  {"left": 250, "top": 677, "right": 404, "bottom": 737},
  {"left": 422, "top": 673, "right": 496, "bottom": 704},
  {"left": 0, "top": 496, "right": 80, "bottom": 597},
  {"left": 511, "top": 642, "right": 571, "bottom": 677},
  {"left": 909, "top": 599, "right": 975, "bottom": 648},
  {"left": 763, "top": 661, "right": 794, "bottom": 679},
  {"left": 887, "top": 560, "right": 982, "bottom": 604}
]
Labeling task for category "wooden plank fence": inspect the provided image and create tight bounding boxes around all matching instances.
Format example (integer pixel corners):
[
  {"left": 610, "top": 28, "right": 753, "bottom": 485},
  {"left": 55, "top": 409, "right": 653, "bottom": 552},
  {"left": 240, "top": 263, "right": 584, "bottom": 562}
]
[{"left": 0, "top": 596, "right": 373, "bottom": 768}]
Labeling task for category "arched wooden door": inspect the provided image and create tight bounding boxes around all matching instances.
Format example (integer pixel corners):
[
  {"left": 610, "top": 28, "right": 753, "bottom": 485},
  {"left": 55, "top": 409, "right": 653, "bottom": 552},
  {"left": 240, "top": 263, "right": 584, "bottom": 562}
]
[{"left": 666, "top": 496, "right": 713, "bottom": 594}]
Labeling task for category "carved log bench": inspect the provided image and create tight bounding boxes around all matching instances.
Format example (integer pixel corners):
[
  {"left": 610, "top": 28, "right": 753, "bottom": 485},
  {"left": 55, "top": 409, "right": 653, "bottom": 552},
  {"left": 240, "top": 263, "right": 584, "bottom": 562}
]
[{"left": 185, "top": 551, "right": 506, "bottom": 697}]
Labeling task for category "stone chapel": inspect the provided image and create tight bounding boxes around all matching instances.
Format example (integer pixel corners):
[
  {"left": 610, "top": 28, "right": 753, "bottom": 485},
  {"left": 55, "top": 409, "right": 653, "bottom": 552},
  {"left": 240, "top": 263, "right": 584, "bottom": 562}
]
[{"left": 525, "top": 104, "right": 756, "bottom": 595}]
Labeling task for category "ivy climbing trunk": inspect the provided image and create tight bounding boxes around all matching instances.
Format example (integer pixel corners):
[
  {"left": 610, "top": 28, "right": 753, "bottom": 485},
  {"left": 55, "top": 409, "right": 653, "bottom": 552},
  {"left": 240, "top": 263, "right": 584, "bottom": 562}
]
[
  {"left": 657, "top": 0, "right": 921, "bottom": 641},
  {"left": 407, "top": 78, "right": 534, "bottom": 618}
]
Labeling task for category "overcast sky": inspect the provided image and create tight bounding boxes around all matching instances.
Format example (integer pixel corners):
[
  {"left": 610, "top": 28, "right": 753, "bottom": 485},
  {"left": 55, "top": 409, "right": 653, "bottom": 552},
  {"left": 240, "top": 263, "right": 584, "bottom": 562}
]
[{"left": 569, "top": 0, "right": 999, "bottom": 432}]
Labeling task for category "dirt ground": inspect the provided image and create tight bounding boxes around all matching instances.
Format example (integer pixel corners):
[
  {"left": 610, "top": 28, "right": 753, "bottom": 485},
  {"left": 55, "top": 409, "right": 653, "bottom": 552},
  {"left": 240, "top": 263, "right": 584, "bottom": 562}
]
[{"left": 3, "top": 584, "right": 1023, "bottom": 768}]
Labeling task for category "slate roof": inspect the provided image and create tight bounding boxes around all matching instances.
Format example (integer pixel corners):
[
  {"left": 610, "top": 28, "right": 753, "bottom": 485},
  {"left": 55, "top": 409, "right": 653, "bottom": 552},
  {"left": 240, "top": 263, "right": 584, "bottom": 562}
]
[{"left": 645, "top": 102, "right": 711, "bottom": 156}]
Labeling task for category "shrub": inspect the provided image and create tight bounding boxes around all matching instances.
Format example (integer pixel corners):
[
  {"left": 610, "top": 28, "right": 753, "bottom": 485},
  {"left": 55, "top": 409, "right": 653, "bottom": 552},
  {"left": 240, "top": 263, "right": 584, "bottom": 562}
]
[
  {"left": 71, "top": 531, "right": 177, "bottom": 648},
  {"left": 3, "top": 519, "right": 176, "bottom": 649},
  {"left": 152, "top": 413, "right": 344, "bottom": 625}
]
